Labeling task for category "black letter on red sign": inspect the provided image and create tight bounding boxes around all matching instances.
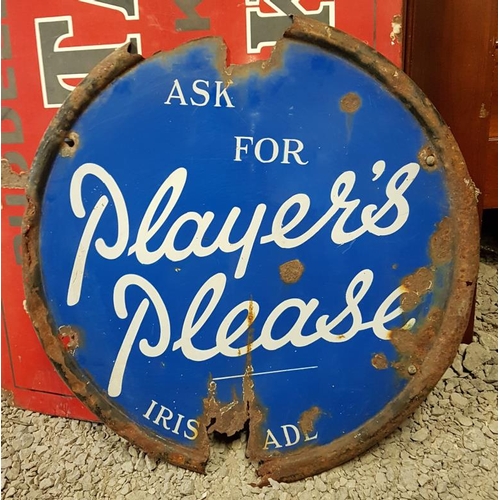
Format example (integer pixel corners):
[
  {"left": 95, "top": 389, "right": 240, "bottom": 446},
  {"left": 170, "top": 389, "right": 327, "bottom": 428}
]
[
  {"left": 175, "top": 0, "right": 210, "bottom": 31},
  {"left": 246, "top": 0, "right": 334, "bottom": 54},
  {"left": 35, "top": 16, "right": 140, "bottom": 108},
  {"left": 80, "top": 0, "right": 138, "bottom": 20}
]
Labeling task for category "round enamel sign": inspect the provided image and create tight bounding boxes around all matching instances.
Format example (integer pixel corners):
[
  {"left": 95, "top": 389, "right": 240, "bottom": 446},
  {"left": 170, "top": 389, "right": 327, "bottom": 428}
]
[{"left": 23, "top": 17, "right": 478, "bottom": 482}]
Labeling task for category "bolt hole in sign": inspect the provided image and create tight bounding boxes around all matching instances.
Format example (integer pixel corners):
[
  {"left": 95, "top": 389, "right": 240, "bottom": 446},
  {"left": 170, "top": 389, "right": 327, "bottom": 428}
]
[{"left": 23, "top": 17, "right": 478, "bottom": 483}]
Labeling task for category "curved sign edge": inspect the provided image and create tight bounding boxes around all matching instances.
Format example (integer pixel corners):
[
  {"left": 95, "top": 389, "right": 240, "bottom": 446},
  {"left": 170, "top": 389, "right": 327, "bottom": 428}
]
[{"left": 21, "top": 16, "right": 479, "bottom": 483}]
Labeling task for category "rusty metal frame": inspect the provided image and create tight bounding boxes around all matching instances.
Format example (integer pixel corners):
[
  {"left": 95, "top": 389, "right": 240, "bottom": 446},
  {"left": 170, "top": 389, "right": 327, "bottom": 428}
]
[{"left": 22, "top": 16, "right": 479, "bottom": 483}]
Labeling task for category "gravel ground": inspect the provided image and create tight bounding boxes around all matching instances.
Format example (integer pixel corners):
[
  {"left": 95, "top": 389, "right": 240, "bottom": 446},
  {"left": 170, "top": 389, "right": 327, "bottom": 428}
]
[{"left": 2, "top": 257, "right": 497, "bottom": 500}]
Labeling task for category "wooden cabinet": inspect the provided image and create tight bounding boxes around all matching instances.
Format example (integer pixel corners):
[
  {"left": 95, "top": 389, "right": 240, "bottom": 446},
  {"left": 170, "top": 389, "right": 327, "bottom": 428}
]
[
  {"left": 404, "top": 0, "right": 498, "bottom": 211},
  {"left": 404, "top": 0, "right": 497, "bottom": 342},
  {"left": 485, "top": 29, "right": 498, "bottom": 210}
]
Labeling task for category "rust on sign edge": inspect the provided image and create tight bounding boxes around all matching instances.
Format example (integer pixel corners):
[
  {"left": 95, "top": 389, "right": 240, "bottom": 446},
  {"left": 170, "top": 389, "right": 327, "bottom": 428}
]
[
  {"left": 21, "top": 16, "right": 479, "bottom": 484},
  {"left": 60, "top": 131, "right": 80, "bottom": 158},
  {"left": 1, "top": 158, "right": 27, "bottom": 189},
  {"left": 255, "top": 15, "right": 479, "bottom": 484},
  {"left": 400, "top": 266, "right": 434, "bottom": 312},
  {"left": 57, "top": 325, "right": 80, "bottom": 354},
  {"left": 21, "top": 43, "right": 212, "bottom": 474}
]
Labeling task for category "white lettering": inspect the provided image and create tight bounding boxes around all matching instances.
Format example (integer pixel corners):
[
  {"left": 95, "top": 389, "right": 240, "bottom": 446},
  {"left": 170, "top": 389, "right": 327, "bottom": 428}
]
[
  {"left": 361, "top": 161, "right": 419, "bottom": 236},
  {"left": 304, "top": 430, "right": 318, "bottom": 442},
  {"left": 67, "top": 162, "right": 129, "bottom": 306},
  {"left": 142, "top": 399, "right": 158, "bottom": 420},
  {"left": 234, "top": 136, "right": 309, "bottom": 165},
  {"left": 260, "top": 298, "right": 319, "bottom": 350},
  {"left": 282, "top": 424, "right": 301, "bottom": 447},
  {"left": 214, "top": 80, "right": 234, "bottom": 108},
  {"left": 366, "top": 285, "right": 407, "bottom": 340},
  {"left": 282, "top": 138, "right": 309, "bottom": 165},
  {"left": 108, "top": 274, "right": 171, "bottom": 398},
  {"left": 216, "top": 300, "right": 261, "bottom": 357},
  {"left": 128, "top": 167, "right": 266, "bottom": 279},
  {"left": 255, "top": 137, "right": 279, "bottom": 163},
  {"left": 264, "top": 429, "right": 282, "bottom": 449},
  {"left": 102, "top": 269, "right": 413, "bottom": 396},
  {"left": 234, "top": 136, "right": 253, "bottom": 161},
  {"left": 143, "top": 399, "right": 199, "bottom": 440},
  {"left": 65, "top": 158, "right": 421, "bottom": 399},
  {"left": 165, "top": 80, "right": 234, "bottom": 107},
  {"left": 172, "top": 413, "right": 185, "bottom": 435},
  {"left": 153, "top": 405, "right": 174, "bottom": 429},
  {"left": 71, "top": 161, "right": 420, "bottom": 281},
  {"left": 263, "top": 423, "right": 318, "bottom": 449},
  {"left": 164, "top": 79, "right": 188, "bottom": 105},
  {"left": 190, "top": 79, "right": 210, "bottom": 106},
  {"left": 173, "top": 273, "right": 226, "bottom": 361},
  {"left": 184, "top": 419, "right": 199, "bottom": 440},
  {"left": 214, "top": 204, "right": 267, "bottom": 279},
  {"left": 314, "top": 269, "right": 373, "bottom": 344},
  {"left": 128, "top": 167, "right": 188, "bottom": 263}
]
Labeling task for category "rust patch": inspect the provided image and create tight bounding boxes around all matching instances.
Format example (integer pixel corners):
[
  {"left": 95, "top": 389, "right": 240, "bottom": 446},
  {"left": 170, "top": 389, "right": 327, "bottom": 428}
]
[
  {"left": 203, "top": 381, "right": 248, "bottom": 437},
  {"left": 1, "top": 158, "right": 27, "bottom": 189},
  {"left": 371, "top": 353, "right": 389, "bottom": 370},
  {"left": 418, "top": 145, "right": 438, "bottom": 171},
  {"left": 340, "top": 92, "right": 361, "bottom": 113},
  {"left": 58, "top": 325, "right": 80, "bottom": 354},
  {"left": 390, "top": 14, "right": 403, "bottom": 45},
  {"left": 226, "top": 30, "right": 288, "bottom": 82},
  {"left": 196, "top": 371, "right": 265, "bottom": 466},
  {"left": 390, "top": 308, "right": 443, "bottom": 378},
  {"left": 1, "top": 389, "right": 14, "bottom": 406},
  {"left": 279, "top": 259, "right": 305, "bottom": 284},
  {"left": 60, "top": 131, "right": 80, "bottom": 158},
  {"left": 244, "top": 374, "right": 266, "bottom": 464},
  {"left": 400, "top": 267, "right": 434, "bottom": 312},
  {"left": 429, "top": 217, "right": 453, "bottom": 266},
  {"left": 299, "top": 406, "right": 322, "bottom": 436},
  {"left": 247, "top": 298, "right": 255, "bottom": 328},
  {"left": 194, "top": 301, "right": 266, "bottom": 468}
]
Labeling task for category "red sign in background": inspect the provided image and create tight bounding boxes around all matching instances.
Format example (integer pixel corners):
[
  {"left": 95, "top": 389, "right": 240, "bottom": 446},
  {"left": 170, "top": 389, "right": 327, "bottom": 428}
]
[{"left": 2, "top": 0, "right": 403, "bottom": 419}]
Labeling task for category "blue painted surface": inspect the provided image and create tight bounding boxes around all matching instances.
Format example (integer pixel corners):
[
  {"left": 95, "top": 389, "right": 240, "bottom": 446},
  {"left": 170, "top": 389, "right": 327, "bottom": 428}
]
[{"left": 39, "top": 39, "right": 451, "bottom": 452}]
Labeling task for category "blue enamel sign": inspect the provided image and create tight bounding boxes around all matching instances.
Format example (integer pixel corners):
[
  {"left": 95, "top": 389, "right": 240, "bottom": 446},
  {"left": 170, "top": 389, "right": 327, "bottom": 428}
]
[{"left": 24, "top": 18, "right": 478, "bottom": 482}]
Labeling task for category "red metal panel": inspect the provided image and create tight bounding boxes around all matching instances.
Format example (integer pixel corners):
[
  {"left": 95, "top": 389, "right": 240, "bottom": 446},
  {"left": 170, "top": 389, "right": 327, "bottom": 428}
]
[
  {"left": 375, "top": 0, "right": 404, "bottom": 65},
  {"left": 2, "top": 188, "right": 98, "bottom": 420},
  {"left": 1, "top": 0, "right": 403, "bottom": 419}
]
